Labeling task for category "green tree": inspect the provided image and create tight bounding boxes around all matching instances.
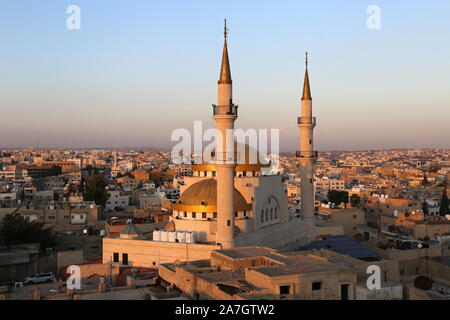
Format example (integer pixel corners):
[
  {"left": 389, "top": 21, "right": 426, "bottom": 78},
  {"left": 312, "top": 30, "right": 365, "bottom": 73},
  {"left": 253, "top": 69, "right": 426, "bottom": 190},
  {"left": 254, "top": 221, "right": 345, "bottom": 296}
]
[
  {"left": 422, "top": 201, "right": 429, "bottom": 214},
  {"left": 350, "top": 194, "right": 361, "bottom": 207},
  {"left": 327, "top": 190, "right": 349, "bottom": 207},
  {"left": 439, "top": 178, "right": 449, "bottom": 216},
  {"left": 0, "top": 214, "right": 56, "bottom": 249},
  {"left": 421, "top": 173, "right": 429, "bottom": 186},
  {"left": 83, "top": 173, "right": 109, "bottom": 206}
]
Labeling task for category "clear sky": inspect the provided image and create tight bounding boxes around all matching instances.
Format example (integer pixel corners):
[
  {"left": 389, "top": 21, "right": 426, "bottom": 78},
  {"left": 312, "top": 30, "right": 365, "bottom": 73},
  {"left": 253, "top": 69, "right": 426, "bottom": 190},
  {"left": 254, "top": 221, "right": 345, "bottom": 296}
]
[{"left": 1, "top": 0, "right": 449, "bottom": 151}]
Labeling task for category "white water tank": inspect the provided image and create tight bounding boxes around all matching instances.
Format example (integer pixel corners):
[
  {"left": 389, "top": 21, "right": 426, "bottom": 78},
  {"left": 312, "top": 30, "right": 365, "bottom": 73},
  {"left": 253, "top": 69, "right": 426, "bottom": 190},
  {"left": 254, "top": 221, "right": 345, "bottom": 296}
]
[
  {"left": 168, "top": 231, "right": 177, "bottom": 242},
  {"left": 176, "top": 231, "right": 186, "bottom": 243},
  {"left": 186, "top": 232, "right": 196, "bottom": 244},
  {"left": 394, "top": 210, "right": 399, "bottom": 217},
  {"left": 160, "top": 231, "right": 169, "bottom": 242},
  {"left": 153, "top": 230, "right": 161, "bottom": 241}
]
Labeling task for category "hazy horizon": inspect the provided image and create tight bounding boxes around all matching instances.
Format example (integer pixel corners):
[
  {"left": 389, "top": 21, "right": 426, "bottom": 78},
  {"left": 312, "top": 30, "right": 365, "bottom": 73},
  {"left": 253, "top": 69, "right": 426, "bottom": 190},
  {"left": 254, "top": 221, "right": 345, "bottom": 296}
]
[{"left": 1, "top": 1, "right": 449, "bottom": 151}]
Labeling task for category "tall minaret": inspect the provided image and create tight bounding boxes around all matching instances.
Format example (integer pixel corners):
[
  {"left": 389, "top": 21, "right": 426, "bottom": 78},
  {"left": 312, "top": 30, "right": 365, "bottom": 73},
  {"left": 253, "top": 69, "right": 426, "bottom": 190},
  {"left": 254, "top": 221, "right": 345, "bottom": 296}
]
[
  {"left": 213, "top": 20, "right": 237, "bottom": 248},
  {"left": 298, "top": 52, "right": 316, "bottom": 243}
]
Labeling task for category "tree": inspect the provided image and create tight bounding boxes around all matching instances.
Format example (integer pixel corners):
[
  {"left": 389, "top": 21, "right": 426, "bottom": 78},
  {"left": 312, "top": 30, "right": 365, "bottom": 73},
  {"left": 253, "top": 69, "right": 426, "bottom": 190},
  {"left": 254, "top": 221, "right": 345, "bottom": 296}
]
[
  {"left": 0, "top": 213, "right": 56, "bottom": 249},
  {"left": 439, "top": 178, "right": 449, "bottom": 216},
  {"left": 422, "top": 201, "right": 429, "bottom": 214},
  {"left": 421, "top": 174, "right": 429, "bottom": 186},
  {"left": 350, "top": 194, "right": 361, "bottom": 208},
  {"left": 83, "top": 173, "right": 109, "bottom": 206},
  {"left": 327, "top": 190, "right": 349, "bottom": 208}
]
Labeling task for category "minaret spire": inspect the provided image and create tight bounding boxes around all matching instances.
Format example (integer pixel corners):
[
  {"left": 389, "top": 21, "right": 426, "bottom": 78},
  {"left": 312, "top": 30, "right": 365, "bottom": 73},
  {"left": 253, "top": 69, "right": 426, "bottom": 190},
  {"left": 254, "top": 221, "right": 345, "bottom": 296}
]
[
  {"left": 298, "top": 51, "right": 316, "bottom": 243},
  {"left": 213, "top": 19, "right": 237, "bottom": 249},
  {"left": 219, "top": 19, "right": 232, "bottom": 84},
  {"left": 302, "top": 52, "right": 312, "bottom": 101}
]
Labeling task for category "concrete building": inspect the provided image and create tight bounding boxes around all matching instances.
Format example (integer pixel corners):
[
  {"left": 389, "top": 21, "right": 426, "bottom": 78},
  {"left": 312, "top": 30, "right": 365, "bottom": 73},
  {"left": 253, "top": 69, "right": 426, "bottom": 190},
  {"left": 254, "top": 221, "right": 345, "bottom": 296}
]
[{"left": 159, "top": 246, "right": 403, "bottom": 300}]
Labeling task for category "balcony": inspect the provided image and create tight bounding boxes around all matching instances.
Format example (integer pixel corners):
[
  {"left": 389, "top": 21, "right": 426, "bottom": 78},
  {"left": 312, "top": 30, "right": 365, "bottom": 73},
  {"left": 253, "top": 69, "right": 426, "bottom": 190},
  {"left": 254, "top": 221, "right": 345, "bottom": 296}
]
[
  {"left": 297, "top": 117, "right": 316, "bottom": 126},
  {"left": 295, "top": 151, "right": 318, "bottom": 158},
  {"left": 212, "top": 104, "right": 238, "bottom": 116}
]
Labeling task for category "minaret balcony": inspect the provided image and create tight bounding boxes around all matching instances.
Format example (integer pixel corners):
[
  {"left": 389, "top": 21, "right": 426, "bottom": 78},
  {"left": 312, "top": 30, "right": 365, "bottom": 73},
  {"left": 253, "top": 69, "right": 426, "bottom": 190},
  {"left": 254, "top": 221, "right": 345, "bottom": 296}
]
[
  {"left": 212, "top": 104, "right": 238, "bottom": 116},
  {"left": 297, "top": 117, "right": 316, "bottom": 126},
  {"left": 296, "top": 151, "right": 318, "bottom": 158}
]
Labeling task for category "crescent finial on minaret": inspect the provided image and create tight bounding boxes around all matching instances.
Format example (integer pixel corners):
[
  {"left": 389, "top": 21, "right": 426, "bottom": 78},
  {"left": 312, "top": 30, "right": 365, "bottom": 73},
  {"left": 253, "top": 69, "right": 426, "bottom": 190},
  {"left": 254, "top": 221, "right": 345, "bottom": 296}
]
[{"left": 224, "top": 19, "right": 228, "bottom": 40}]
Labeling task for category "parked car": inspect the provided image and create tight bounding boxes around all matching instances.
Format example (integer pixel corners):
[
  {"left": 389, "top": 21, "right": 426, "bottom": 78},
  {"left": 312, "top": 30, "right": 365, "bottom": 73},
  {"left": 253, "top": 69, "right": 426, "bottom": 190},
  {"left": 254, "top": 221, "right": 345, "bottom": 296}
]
[{"left": 24, "top": 272, "right": 54, "bottom": 285}]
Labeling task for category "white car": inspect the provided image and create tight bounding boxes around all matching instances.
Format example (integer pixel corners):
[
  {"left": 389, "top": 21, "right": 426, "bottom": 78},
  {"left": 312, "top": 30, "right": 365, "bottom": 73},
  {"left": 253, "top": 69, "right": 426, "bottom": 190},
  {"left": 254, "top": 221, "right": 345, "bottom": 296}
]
[{"left": 24, "top": 272, "right": 54, "bottom": 285}]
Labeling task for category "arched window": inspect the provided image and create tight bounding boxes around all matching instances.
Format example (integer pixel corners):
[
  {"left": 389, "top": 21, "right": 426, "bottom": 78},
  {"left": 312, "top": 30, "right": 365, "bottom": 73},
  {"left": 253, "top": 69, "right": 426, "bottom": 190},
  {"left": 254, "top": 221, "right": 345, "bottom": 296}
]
[
  {"left": 261, "top": 210, "right": 264, "bottom": 222},
  {"left": 265, "top": 209, "right": 269, "bottom": 221},
  {"left": 275, "top": 207, "right": 278, "bottom": 219},
  {"left": 270, "top": 208, "right": 273, "bottom": 220}
]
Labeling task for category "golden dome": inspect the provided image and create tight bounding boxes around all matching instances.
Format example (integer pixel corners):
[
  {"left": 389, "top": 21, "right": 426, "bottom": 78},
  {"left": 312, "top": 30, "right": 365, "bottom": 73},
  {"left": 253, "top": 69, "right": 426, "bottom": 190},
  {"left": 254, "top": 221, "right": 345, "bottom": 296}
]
[
  {"left": 172, "top": 179, "right": 252, "bottom": 213},
  {"left": 192, "top": 143, "right": 270, "bottom": 172}
]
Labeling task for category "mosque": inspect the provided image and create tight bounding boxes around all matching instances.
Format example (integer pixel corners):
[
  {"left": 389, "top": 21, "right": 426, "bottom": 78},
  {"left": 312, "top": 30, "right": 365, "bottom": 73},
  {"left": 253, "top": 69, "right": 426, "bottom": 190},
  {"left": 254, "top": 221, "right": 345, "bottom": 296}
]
[{"left": 102, "top": 22, "right": 317, "bottom": 267}]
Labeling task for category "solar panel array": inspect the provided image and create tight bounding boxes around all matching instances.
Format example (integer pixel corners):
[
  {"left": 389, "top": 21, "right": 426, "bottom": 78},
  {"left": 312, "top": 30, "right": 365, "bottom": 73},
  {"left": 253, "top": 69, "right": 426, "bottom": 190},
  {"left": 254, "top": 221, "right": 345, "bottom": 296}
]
[{"left": 306, "top": 235, "right": 379, "bottom": 260}]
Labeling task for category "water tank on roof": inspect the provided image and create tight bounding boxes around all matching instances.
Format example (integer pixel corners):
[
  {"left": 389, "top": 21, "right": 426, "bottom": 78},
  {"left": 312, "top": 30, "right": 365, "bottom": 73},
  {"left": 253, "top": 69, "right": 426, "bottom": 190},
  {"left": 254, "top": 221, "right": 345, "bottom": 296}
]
[
  {"left": 394, "top": 210, "right": 399, "bottom": 217},
  {"left": 160, "top": 231, "right": 168, "bottom": 242},
  {"left": 100, "top": 229, "right": 106, "bottom": 236},
  {"left": 186, "top": 232, "right": 196, "bottom": 244},
  {"left": 168, "top": 231, "right": 177, "bottom": 242},
  {"left": 176, "top": 231, "right": 186, "bottom": 243},
  {"left": 153, "top": 230, "right": 161, "bottom": 241}
]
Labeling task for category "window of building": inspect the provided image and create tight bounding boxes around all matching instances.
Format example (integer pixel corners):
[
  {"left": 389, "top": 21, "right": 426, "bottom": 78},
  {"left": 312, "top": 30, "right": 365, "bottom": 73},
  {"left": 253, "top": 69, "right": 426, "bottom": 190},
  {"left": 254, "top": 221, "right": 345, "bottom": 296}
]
[
  {"left": 113, "top": 253, "right": 119, "bottom": 263},
  {"left": 202, "top": 212, "right": 207, "bottom": 219},
  {"left": 235, "top": 212, "right": 238, "bottom": 218},
  {"left": 184, "top": 212, "right": 187, "bottom": 218},
  {"left": 353, "top": 215, "right": 357, "bottom": 219},
  {"left": 266, "top": 210, "right": 269, "bottom": 221},
  {"left": 213, "top": 212, "right": 217, "bottom": 219},
  {"left": 243, "top": 211, "right": 247, "bottom": 217},
  {"left": 261, "top": 210, "right": 264, "bottom": 222},
  {"left": 212, "top": 171, "right": 216, "bottom": 177},
  {"left": 279, "top": 285, "right": 290, "bottom": 295},
  {"left": 122, "top": 253, "right": 128, "bottom": 265},
  {"left": 312, "top": 282, "right": 322, "bottom": 291},
  {"left": 274, "top": 207, "right": 278, "bottom": 219},
  {"left": 270, "top": 208, "right": 273, "bottom": 220},
  {"left": 227, "top": 220, "right": 230, "bottom": 227},
  {"left": 192, "top": 212, "right": 196, "bottom": 219},
  {"left": 400, "top": 268, "right": 406, "bottom": 276}
]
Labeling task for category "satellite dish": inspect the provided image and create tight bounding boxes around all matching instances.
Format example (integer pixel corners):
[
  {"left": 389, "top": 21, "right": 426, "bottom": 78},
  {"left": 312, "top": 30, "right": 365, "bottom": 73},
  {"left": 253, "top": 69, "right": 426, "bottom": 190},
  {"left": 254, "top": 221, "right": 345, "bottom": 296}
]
[
  {"left": 417, "top": 243, "right": 423, "bottom": 249},
  {"left": 414, "top": 276, "right": 432, "bottom": 291}
]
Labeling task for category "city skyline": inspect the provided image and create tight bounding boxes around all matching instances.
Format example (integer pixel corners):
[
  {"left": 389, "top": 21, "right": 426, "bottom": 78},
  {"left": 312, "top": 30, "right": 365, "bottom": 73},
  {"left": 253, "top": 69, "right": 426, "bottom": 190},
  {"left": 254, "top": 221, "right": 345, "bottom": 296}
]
[{"left": 1, "top": 1, "right": 450, "bottom": 151}]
